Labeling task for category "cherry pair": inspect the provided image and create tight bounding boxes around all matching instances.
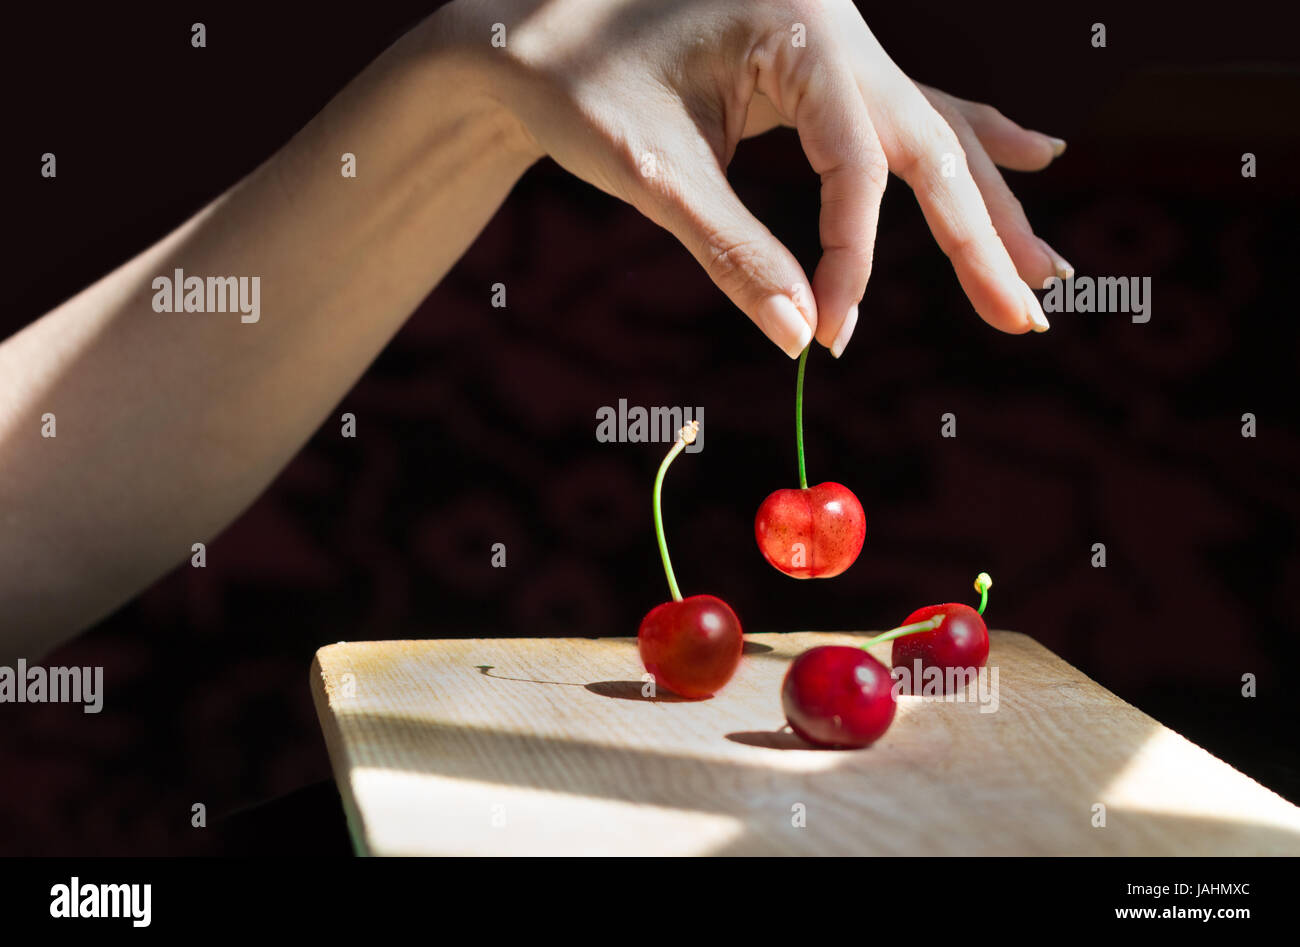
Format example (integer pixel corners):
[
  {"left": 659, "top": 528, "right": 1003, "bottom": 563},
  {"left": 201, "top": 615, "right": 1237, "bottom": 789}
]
[{"left": 782, "top": 573, "right": 993, "bottom": 748}]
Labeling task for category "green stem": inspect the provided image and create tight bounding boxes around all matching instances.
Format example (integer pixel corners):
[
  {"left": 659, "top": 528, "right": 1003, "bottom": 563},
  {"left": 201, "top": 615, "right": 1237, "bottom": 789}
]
[
  {"left": 861, "top": 614, "right": 946, "bottom": 648},
  {"left": 974, "top": 572, "right": 993, "bottom": 615},
  {"left": 795, "top": 344, "right": 809, "bottom": 489},
  {"left": 653, "top": 423, "right": 699, "bottom": 602}
]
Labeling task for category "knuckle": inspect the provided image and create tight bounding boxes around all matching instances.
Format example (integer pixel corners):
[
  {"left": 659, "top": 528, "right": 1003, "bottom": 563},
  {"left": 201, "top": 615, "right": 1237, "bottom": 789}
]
[
  {"left": 930, "top": 128, "right": 968, "bottom": 178},
  {"left": 899, "top": 121, "right": 966, "bottom": 182},
  {"left": 620, "top": 142, "right": 683, "bottom": 218},
  {"left": 753, "top": 0, "right": 826, "bottom": 71},
  {"left": 782, "top": 0, "right": 828, "bottom": 25},
  {"left": 860, "top": 148, "right": 890, "bottom": 192},
  {"left": 700, "top": 230, "right": 766, "bottom": 288},
  {"left": 945, "top": 231, "right": 984, "bottom": 267},
  {"left": 929, "top": 119, "right": 965, "bottom": 159},
  {"left": 945, "top": 223, "right": 1001, "bottom": 271}
]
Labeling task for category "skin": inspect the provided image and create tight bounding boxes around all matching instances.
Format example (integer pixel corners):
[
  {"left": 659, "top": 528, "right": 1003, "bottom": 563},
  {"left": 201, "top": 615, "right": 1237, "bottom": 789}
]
[{"left": 0, "top": 0, "right": 1068, "bottom": 661}]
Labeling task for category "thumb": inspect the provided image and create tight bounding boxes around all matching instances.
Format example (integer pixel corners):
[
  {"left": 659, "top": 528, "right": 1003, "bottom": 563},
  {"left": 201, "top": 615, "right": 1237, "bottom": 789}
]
[{"left": 630, "top": 143, "right": 816, "bottom": 359}]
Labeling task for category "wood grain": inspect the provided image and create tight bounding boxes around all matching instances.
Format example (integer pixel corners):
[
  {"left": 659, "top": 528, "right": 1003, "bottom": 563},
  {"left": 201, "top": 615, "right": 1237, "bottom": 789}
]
[{"left": 310, "top": 631, "right": 1300, "bottom": 856}]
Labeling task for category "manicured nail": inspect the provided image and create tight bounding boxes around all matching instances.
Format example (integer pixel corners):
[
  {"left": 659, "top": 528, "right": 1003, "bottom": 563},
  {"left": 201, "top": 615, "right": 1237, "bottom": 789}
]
[
  {"left": 830, "top": 305, "right": 858, "bottom": 358},
  {"left": 1022, "top": 281, "right": 1050, "bottom": 332},
  {"left": 1038, "top": 238, "right": 1074, "bottom": 280},
  {"left": 792, "top": 316, "right": 814, "bottom": 356},
  {"left": 758, "top": 293, "right": 813, "bottom": 358},
  {"left": 1046, "top": 136, "right": 1067, "bottom": 157}
]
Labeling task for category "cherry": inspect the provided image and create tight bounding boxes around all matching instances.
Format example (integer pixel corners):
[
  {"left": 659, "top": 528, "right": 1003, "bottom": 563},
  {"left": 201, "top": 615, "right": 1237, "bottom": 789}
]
[
  {"left": 755, "top": 481, "right": 865, "bottom": 578},
  {"left": 636, "top": 421, "right": 743, "bottom": 699},
  {"left": 755, "top": 345, "right": 865, "bottom": 579},
  {"left": 639, "top": 594, "right": 742, "bottom": 700},
  {"left": 891, "top": 573, "right": 993, "bottom": 694},
  {"left": 782, "top": 647, "right": 897, "bottom": 748},
  {"left": 781, "top": 613, "right": 945, "bottom": 748}
]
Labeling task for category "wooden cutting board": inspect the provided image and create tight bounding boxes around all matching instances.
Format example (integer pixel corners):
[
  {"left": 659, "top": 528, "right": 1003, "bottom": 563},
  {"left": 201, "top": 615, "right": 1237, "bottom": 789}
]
[{"left": 310, "top": 631, "right": 1300, "bottom": 856}]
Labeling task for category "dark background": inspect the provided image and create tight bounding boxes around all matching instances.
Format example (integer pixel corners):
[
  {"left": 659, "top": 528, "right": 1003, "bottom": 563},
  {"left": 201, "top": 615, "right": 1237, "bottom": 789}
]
[{"left": 3, "top": 2, "right": 1298, "bottom": 854}]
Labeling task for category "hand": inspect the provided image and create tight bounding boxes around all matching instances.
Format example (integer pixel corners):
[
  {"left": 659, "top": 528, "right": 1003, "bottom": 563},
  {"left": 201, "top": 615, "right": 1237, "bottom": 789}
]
[{"left": 455, "top": 0, "right": 1067, "bottom": 357}]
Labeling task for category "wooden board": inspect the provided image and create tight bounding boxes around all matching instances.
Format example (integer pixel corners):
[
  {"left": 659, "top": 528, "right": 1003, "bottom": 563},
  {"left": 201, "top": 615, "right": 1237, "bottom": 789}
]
[{"left": 310, "top": 631, "right": 1300, "bottom": 856}]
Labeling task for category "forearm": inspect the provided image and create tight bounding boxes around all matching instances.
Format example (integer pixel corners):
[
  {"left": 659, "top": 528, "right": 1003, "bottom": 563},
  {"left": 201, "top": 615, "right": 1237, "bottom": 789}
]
[{"left": 0, "top": 7, "right": 537, "bottom": 656}]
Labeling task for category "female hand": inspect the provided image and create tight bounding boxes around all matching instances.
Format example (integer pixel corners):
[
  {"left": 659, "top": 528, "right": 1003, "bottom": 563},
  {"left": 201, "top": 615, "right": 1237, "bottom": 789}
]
[{"left": 454, "top": 0, "right": 1068, "bottom": 357}]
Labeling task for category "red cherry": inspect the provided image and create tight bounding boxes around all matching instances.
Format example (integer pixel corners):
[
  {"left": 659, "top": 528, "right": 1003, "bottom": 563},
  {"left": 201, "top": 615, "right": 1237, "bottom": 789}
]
[
  {"left": 754, "top": 481, "right": 865, "bottom": 578},
  {"left": 890, "top": 603, "right": 989, "bottom": 693},
  {"left": 638, "top": 594, "right": 743, "bottom": 700},
  {"left": 781, "top": 646, "right": 897, "bottom": 748}
]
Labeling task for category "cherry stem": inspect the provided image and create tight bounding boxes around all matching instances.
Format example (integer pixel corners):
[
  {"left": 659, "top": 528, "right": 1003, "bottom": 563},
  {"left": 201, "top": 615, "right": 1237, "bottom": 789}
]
[
  {"left": 861, "top": 614, "right": 947, "bottom": 648},
  {"left": 652, "top": 421, "right": 700, "bottom": 603},
  {"left": 974, "top": 572, "right": 993, "bottom": 615},
  {"left": 795, "top": 344, "right": 809, "bottom": 489}
]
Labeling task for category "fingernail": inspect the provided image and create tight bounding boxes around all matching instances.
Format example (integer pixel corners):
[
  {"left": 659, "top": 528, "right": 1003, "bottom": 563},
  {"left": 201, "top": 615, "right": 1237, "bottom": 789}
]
[
  {"left": 1022, "top": 281, "right": 1050, "bottom": 332},
  {"left": 1038, "top": 238, "right": 1074, "bottom": 280},
  {"left": 792, "top": 316, "right": 813, "bottom": 356},
  {"left": 1046, "top": 136, "right": 1067, "bottom": 157},
  {"left": 758, "top": 293, "right": 813, "bottom": 358},
  {"left": 830, "top": 305, "right": 858, "bottom": 358}
]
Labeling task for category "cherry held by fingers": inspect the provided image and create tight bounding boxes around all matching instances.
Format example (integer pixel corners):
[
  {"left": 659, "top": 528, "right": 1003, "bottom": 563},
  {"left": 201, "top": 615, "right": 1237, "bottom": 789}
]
[
  {"left": 755, "top": 481, "right": 865, "bottom": 578},
  {"left": 781, "top": 614, "right": 945, "bottom": 748},
  {"left": 636, "top": 421, "right": 743, "bottom": 699},
  {"left": 756, "top": 346, "right": 865, "bottom": 578},
  {"left": 892, "top": 573, "right": 994, "bottom": 694}
]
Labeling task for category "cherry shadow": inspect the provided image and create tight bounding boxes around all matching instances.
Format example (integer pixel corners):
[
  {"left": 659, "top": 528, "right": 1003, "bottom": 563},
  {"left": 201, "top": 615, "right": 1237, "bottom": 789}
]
[
  {"left": 742, "top": 640, "right": 774, "bottom": 654},
  {"left": 724, "top": 728, "right": 820, "bottom": 751},
  {"left": 475, "top": 664, "right": 696, "bottom": 702},
  {"left": 584, "top": 680, "right": 692, "bottom": 702},
  {"left": 474, "top": 665, "right": 586, "bottom": 687}
]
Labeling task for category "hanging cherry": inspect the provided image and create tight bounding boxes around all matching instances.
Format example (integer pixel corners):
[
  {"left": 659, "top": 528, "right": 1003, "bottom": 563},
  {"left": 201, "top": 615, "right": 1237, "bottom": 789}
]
[
  {"left": 891, "top": 573, "right": 993, "bottom": 694},
  {"left": 755, "top": 346, "right": 865, "bottom": 578},
  {"left": 637, "top": 421, "right": 744, "bottom": 700}
]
